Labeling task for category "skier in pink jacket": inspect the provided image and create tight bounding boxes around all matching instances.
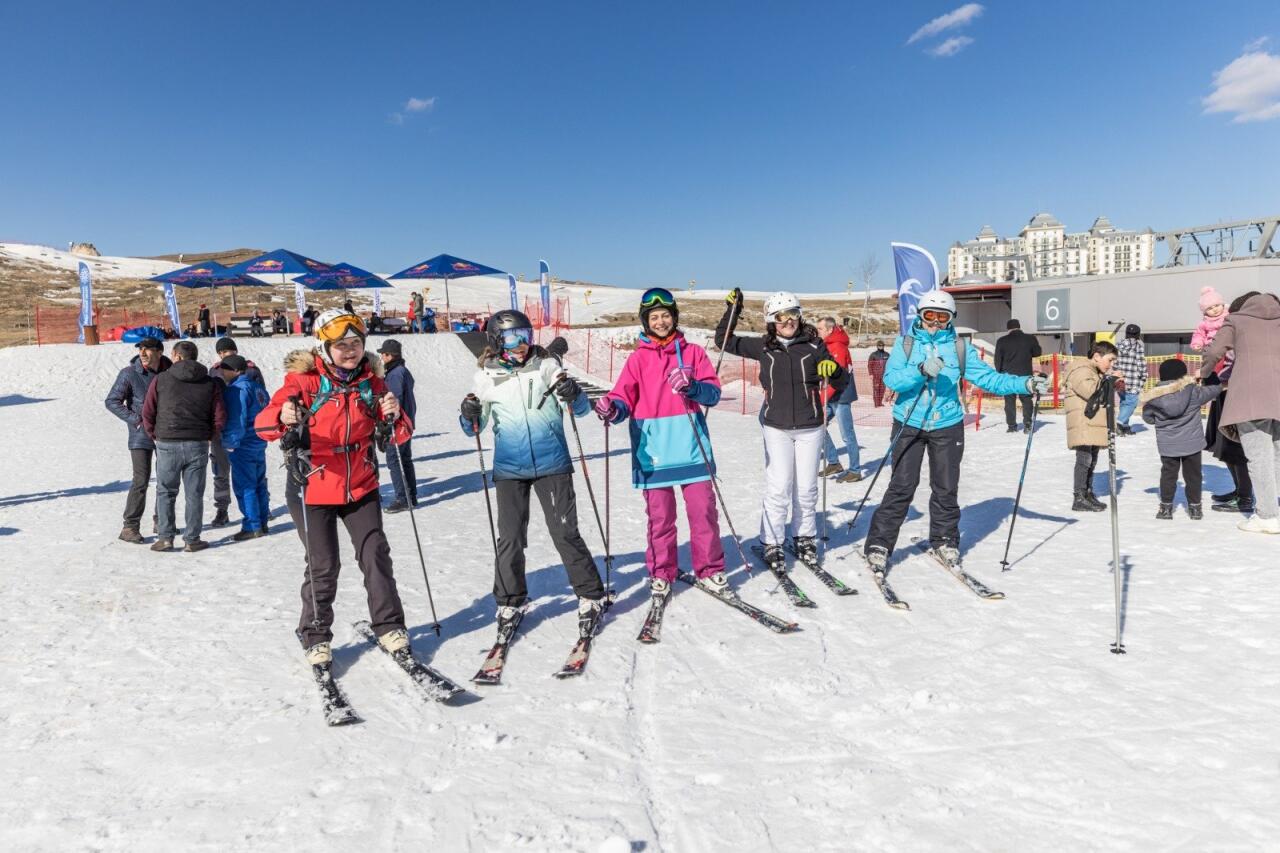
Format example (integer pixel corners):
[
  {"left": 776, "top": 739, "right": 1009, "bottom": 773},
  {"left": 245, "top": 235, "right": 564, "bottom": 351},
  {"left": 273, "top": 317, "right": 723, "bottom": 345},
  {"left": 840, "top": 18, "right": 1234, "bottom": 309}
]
[{"left": 594, "top": 289, "right": 728, "bottom": 618}]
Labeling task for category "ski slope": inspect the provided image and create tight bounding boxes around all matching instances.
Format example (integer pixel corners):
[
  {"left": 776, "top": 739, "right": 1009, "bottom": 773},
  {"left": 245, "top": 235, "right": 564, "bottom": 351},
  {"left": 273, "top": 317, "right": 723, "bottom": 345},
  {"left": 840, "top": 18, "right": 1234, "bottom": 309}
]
[{"left": 1, "top": 334, "right": 1277, "bottom": 851}]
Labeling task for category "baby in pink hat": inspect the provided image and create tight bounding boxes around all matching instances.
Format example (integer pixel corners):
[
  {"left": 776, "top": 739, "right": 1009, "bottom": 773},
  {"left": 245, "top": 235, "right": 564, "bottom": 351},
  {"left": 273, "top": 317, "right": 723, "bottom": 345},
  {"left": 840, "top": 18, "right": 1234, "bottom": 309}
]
[{"left": 1190, "top": 286, "right": 1227, "bottom": 352}]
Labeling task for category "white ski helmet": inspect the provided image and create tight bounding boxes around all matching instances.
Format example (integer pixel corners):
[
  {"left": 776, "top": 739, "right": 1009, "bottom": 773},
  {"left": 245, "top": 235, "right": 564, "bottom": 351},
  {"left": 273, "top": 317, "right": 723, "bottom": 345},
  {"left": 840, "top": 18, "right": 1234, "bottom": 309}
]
[
  {"left": 314, "top": 307, "right": 367, "bottom": 364},
  {"left": 764, "top": 291, "right": 802, "bottom": 323},
  {"left": 916, "top": 290, "right": 956, "bottom": 319}
]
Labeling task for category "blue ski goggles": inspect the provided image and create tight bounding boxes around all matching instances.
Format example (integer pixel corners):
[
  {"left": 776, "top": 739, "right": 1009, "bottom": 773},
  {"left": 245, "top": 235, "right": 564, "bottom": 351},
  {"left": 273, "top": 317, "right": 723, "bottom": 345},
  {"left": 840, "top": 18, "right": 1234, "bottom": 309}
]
[
  {"left": 497, "top": 326, "right": 534, "bottom": 350},
  {"left": 640, "top": 287, "right": 676, "bottom": 309}
]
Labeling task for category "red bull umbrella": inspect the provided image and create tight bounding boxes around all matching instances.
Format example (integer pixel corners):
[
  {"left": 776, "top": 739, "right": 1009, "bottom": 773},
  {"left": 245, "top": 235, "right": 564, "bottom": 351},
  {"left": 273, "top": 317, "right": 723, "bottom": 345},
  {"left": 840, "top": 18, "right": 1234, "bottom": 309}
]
[{"left": 388, "top": 253, "right": 504, "bottom": 328}]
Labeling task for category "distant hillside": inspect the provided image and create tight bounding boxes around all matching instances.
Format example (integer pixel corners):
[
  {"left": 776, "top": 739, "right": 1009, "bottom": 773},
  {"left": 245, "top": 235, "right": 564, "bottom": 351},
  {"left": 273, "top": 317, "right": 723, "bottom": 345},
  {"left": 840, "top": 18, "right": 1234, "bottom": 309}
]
[{"left": 143, "top": 248, "right": 266, "bottom": 266}]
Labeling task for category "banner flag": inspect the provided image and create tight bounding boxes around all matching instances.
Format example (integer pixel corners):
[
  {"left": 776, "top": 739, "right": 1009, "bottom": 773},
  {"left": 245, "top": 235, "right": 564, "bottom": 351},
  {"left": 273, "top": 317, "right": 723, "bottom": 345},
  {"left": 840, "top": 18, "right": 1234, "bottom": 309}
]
[
  {"left": 77, "top": 262, "right": 94, "bottom": 342},
  {"left": 538, "top": 260, "right": 551, "bottom": 326},
  {"left": 163, "top": 281, "right": 181, "bottom": 331},
  {"left": 891, "top": 242, "right": 939, "bottom": 334}
]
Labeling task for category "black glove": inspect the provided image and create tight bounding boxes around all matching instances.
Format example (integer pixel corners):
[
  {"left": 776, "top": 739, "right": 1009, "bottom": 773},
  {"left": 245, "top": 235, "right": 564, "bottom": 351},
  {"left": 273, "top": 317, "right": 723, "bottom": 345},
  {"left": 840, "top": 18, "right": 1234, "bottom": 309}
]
[
  {"left": 460, "top": 395, "right": 483, "bottom": 422},
  {"left": 554, "top": 376, "right": 582, "bottom": 402}
]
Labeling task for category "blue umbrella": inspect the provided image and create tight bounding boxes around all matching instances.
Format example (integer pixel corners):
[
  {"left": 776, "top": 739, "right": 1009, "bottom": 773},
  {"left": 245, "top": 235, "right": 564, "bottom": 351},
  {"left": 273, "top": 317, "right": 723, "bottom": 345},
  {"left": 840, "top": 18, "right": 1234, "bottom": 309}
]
[
  {"left": 388, "top": 253, "right": 504, "bottom": 328},
  {"left": 149, "top": 261, "right": 267, "bottom": 330},
  {"left": 294, "top": 261, "right": 391, "bottom": 292},
  {"left": 221, "top": 249, "right": 336, "bottom": 312}
]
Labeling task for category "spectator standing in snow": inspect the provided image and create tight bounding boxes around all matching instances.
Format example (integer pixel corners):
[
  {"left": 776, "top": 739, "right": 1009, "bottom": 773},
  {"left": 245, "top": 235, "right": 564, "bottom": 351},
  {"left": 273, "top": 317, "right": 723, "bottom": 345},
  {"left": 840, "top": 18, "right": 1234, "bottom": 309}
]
[
  {"left": 1140, "top": 358, "right": 1221, "bottom": 520},
  {"left": 1203, "top": 291, "right": 1260, "bottom": 515},
  {"left": 142, "top": 340, "right": 226, "bottom": 553},
  {"left": 868, "top": 340, "right": 889, "bottom": 407},
  {"left": 217, "top": 355, "right": 272, "bottom": 540},
  {"left": 1198, "top": 292, "right": 1280, "bottom": 534},
  {"left": 198, "top": 304, "right": 212, "bottom": 337},
  {"left": 105, "top": 336, "right": 170, "bottom": 543},
  {"left": 1065, "top": 340, "right": 1123, "bottom": 512},
  {"left": 208, "top": 337, "right": 263, "bottom": 527},
  {"left": 816, "top": 316, "right": 861, "bottom": 482},
  {"left": 1115, "top": 324, "right": 1146, "bottom": 435},
  {"left": 994, "top": 318, "right": 1041, "bottom": 433},
  {"left": 377, "top": 339, "right": 418, "bottom": 512}
]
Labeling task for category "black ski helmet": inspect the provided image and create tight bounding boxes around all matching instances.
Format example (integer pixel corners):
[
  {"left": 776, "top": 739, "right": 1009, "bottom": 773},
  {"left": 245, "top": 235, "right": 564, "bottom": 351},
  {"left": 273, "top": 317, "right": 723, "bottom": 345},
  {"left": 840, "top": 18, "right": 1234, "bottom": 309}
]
[
  {"left": 638, "top": 287, "right": 678, "bottom": 337},
  {"left": 486, "top": 309, "right": 535, "bottom": 351}
]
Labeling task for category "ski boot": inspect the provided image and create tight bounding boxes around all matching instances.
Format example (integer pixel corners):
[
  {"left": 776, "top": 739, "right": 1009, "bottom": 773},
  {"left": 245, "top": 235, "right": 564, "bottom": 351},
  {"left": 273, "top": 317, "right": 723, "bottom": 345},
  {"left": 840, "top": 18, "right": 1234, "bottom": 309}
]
[
  {"left": 762, "top": 544, "right": 787, "bottom": 573},
  {"left": 649, "top": 577, "right": 671, "bottom": 601},
  {"left": 928, "top": 543, "right": 962, "bottom": 568},
  {"left": 696, "top": 571, "right": 736, "bottom": 599},
  {"left": 792, "top": 536, "right": 818, "bottom": 564},
  {"left": 1188, "top": 503, "right": 1203, "bottom": 520},
  {"left": 577, "top": 596, "right": 606, "bottom": 638},
  {"left": 865, "top": 545, "right": 889, "bottom": 577},
  {"left": 377, "top": 628, "right": 411, "bottom": 654},
  {"left": 305, "top": 642, "right": 332, "bottom": 666},
  {"left": 1155, "top": 502, "right": 1173, "bottom": 520}
]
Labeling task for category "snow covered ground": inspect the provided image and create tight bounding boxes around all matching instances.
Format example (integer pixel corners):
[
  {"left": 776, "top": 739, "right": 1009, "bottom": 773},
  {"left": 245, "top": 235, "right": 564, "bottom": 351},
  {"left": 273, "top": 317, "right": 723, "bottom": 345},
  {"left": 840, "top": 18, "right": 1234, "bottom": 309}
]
[
  {"left": 0, "top": 242, "right": 184, "bottom": 280},
  {"left": 2, "top": 334, "right": 1277, "bottom": 851}
]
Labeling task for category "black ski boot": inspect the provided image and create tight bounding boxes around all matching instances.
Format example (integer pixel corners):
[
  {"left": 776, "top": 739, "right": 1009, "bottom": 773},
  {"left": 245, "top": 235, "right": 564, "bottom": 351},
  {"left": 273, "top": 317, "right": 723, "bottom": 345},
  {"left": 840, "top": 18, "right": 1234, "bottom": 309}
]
[
  {"left": 1073, "top": 490, "right": 1104, "bottom": 512},
  {"left": 576, "top": 597, "right": 606, "bottom": 638},
  {"left": 792, "top": 536, "right": 818, "bottom": 564},
  {"left": 1188, "top": 503, "right": 1203, "bottom": 520},
  {"left": 865, "top": 545, "right": 889, "bottom": 577},
  {"left": 762, "top": 544, "right": 787, "bottom": 573},
  {"left": 1155, "top": 502, "right": 1173, "bottom": 520}
]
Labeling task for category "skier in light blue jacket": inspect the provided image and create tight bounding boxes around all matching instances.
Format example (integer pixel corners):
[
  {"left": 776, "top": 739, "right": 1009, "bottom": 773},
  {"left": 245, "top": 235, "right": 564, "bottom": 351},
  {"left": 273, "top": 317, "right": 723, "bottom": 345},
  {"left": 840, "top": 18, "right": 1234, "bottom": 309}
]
[
  {"left": 459, "top": 311, "right": 607, "bottom": 636},
  {"left": 864, "top": 291, "right": 1049, "bottom": 573}
]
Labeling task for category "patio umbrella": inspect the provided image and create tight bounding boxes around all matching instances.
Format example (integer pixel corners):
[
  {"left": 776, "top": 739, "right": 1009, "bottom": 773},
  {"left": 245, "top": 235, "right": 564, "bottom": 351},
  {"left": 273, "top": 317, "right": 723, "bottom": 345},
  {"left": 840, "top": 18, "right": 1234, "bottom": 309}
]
[
  {"left": 149, "top": 261, "right": 267, "bottom": 332},
  {"left": 221, "top": 249, "right": 336, "bottom": 311},
  {"left": 294, "top": 261, "right": 391, "bottom": 292},
  {"left": 388, "top": 254, "right": 504, "bottom": 329}
]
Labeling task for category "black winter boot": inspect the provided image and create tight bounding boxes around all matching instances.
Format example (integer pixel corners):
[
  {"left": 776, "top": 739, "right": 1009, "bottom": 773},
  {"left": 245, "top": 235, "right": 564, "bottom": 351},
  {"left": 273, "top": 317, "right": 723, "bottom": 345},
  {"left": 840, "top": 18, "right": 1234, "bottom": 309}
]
[
  {"left": 1155, "top": 502, "right": 1173, "bottom": 520},
  {"left": 1073, "top": 490, "right": 1104, "bottom": 512},
  {"left": 1188, "top": 503, "right": 1203, "bottom": 520},
  {"left": 1085, "top": 490, "right": 1108, "bottom": 511}
]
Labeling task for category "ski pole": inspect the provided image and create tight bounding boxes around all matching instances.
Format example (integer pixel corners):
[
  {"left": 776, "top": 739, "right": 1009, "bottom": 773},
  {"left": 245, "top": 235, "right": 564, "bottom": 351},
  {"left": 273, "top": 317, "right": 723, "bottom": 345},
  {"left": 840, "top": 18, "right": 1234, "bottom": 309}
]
[
  {"left": 287, "top": 395, "right": 322, "bottom": 632},
  {"left": 604, "top": 421, "right": 612, "bottom": 594},
  {"left": 1104, "top": 375, "right": 1125, "bottom": 655},
  {"left": 553, "top": 374, "right": 614, "bottom": 588},
  {"left": 466, "top": 396, "right": 500, "bottom": 562},
  {"left": 999, "top": 385, "right": 1042, "bottom": 572},
  {"left": 377, "top": 400, "right": 442, "bottom": 637},
  {"left": 843, "top": 379, "right": 931, "bottom": 535},
  {"left": 709, "top": 293, "right": 741, "bottom": 414},
  {"left": 819, "top": 378, "right": 829, "bottom": 556}
]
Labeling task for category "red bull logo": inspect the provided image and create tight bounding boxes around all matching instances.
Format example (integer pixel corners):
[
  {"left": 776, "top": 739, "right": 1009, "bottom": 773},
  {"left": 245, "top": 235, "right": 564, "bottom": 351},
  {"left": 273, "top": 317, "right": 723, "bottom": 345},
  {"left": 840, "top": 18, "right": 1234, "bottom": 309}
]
[
  {"left": 410, "top": 263, "right": 431, "bottom": 274},
  {"left": 452, "top": 262, "right": 478, "bottom": 272},
  {"left": 250, "top": 259, "right": 284, "bottom": 272},
  {"left": 187, "top": 267, "right": 212, "bottom": 275},
  {"left": 304, "top": 259, "right": 327, "bottom": 269}
]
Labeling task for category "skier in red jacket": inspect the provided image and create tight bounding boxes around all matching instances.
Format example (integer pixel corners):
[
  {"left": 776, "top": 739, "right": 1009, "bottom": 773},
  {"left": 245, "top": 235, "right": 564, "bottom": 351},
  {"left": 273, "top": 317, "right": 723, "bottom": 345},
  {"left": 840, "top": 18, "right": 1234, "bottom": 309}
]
[{"left": 255, "top": 308, "right": 414, "bottom": 666}]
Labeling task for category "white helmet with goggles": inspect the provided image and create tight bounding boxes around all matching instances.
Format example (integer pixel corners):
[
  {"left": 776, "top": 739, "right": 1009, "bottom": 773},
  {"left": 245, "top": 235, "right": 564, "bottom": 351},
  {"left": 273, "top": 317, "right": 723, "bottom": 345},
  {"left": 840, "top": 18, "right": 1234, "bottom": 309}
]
[
  {"left": 915, "top": 290, "right": 956, "bottom": 321},
  {"left": 314, "top": 308, "right": 367, "bottom": 364},
  {"left": 764, "top": 291, "right": 801, "bottom": 323}
]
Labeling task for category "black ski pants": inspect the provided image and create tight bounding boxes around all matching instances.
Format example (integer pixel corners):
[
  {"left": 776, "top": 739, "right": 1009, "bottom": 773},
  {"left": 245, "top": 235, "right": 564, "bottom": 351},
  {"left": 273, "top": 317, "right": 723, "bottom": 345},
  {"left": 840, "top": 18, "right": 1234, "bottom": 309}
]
[
  {"left": 1074, "top": 446, "right": 1100, "bottom": 493},
  {"left": 123, "top": 448, "right": 153, "bottom": 529},
  {"left": 297, "top": 490, "right": 406, "bottom": 648},
  {"left": 494, "top": 472, "right": 604, "bottom": 607},
  {"left": 1159, "top": 453, "right": 1202, "bottom": 504},
  {"left": 1005, "top": 394, "right": 1034, "bottom": 428},
  {"left": 866, "top": 421, "right": 964, "bottom": 556}
]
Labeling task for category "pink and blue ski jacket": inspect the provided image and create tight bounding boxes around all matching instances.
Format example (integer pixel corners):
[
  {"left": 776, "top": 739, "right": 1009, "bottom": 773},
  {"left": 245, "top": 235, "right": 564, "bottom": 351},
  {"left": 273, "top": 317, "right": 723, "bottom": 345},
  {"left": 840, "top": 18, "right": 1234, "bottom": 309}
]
[{"left": 604, "top": 333, "right": 721, "bottom": 489}]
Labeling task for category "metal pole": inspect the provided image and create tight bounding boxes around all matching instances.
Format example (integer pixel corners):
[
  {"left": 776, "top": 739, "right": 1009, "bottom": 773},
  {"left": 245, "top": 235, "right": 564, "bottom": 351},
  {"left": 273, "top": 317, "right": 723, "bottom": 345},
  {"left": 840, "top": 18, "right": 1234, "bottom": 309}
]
[
  {"left": 382, "top": 413, "right": 442, "bottom": 635},
  {"left": 559, "top": 382, "right": 613, "bottom": 585},
  {"left": 843, "top": 380, "right": 931, "bottom": 534},
  {"left": 680, "top": 402, "right": 753, "bottom": 576},
  {"left": 819, "top": 378, "right": 829, "bottom": 555},
  {"left": 1106, "top": 377, "right": 1125, "bottom": 655},
  {"left": 604, "top": 424, "right": 613, "bottom": 593},
  {"left": 468, "top": 406, "right": 499, "bottom": 560},
  {"left": 445, "top": 276, "right": 451, "bottom": 330},
  {"left": 999, "top": 391, "right": 1040, "bottom": 571}
]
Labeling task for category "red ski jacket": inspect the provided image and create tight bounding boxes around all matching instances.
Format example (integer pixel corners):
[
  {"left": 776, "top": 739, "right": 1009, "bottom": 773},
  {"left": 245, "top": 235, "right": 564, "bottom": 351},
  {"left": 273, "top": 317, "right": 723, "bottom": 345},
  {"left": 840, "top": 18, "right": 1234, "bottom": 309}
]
[
  {"left": 822, "top": 325, "right": 852, "bottom": 403},
  {"left": 256, "top": 350, "right": 413, "bottom": 506}
]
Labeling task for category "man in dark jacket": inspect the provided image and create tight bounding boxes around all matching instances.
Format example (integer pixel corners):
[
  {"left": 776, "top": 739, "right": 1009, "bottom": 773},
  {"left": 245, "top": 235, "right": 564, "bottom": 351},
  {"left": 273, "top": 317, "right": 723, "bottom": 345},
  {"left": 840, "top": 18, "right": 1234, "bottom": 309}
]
[
  {"left": 378, "top": 339, "right": 418, "bottom": 511},
  {"left": 208, "top": 337, "right": 264, "bottom": 526},
  {"left": 994, "top": 319, "right": 1042, "bottom": 432},
  {"left": 868, "top": 341, "right": 890, "bottom": 407},
  {"left": 198, "top": 304, "right": 212, "bottom": 337},
  {"left": 105, "top": 337, "right": 171, "bottom": 543},
  {"left": 142, "top": 340, "right": 226, "bottom": 553}
]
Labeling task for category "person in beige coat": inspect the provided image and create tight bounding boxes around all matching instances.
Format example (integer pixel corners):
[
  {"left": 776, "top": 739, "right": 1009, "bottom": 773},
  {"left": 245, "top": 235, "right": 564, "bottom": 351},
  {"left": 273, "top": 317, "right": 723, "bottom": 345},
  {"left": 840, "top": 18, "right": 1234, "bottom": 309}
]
[
  {"left": 1198, "top": 292, "right": 1280, "bottom": 533},
  {"left": 1065, "top": 340, "right": 1123, "bottom": 512}
]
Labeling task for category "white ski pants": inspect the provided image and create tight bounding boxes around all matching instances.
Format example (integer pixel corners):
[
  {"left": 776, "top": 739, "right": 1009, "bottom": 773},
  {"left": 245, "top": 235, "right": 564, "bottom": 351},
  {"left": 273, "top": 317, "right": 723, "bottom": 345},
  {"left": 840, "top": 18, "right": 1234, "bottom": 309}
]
[{"left": 760, "top": 424, "right": 825, "bottom": 545}]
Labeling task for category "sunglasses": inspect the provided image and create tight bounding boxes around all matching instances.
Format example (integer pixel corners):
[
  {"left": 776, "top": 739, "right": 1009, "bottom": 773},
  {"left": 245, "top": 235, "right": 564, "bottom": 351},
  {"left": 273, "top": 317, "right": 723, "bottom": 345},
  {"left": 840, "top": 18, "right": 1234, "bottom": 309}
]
[
  {"left": 919, "top": 309, "right": 953, "bottom": 324},
  {"left": 498, "top": 327, "right": 534, "bottom": 350},
  {"left": 315, "top": 314, "right": 367, "bottom": 343},
  {"left": 774, "top": 308, "right": 802, "bottom": 324},
  {"left": 640, "top": 288, "right": 676, "bottom": 309}
]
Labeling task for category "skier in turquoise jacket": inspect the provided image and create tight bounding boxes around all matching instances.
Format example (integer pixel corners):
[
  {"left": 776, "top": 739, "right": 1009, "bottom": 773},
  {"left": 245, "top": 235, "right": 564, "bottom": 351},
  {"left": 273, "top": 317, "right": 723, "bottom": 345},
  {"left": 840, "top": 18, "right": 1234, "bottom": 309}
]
[{"left": 864, "top": 291, "right": 1048, "bottom": 574}]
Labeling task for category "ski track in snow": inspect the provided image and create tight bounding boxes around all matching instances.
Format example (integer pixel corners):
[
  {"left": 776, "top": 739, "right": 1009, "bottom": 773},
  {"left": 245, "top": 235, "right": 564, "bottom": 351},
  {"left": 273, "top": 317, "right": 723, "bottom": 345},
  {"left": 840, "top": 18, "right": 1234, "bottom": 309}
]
[{"left": 2, "top": 334, "right": 1278, "bottom": 851}]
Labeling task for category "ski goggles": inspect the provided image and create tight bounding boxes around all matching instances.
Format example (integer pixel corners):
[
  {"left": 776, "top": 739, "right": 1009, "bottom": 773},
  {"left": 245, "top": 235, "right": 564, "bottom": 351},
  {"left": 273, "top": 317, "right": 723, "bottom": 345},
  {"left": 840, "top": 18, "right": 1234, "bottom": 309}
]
[
  {"left": 497, "top": 326, "right": 534, "bottom": 350},
  {"left": 773, "top": 308, "right": 802, "bottom": 324},
  {"left": 315, "top": 314, "right": 367, "bottom": 344},
  {"left": 919, "top": 308, "right": 953, "bottom": 324},
  {"left": 639, "top": 287, "right": 676, "bottom": 309}
]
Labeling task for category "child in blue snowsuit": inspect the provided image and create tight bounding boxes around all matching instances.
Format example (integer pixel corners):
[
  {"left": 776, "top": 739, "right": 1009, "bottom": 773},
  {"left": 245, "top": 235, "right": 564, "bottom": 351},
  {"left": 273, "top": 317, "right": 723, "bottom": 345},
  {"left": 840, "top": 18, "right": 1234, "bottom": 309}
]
[{"left": 219, "top": 355, "right": 271, "bottom": 539}]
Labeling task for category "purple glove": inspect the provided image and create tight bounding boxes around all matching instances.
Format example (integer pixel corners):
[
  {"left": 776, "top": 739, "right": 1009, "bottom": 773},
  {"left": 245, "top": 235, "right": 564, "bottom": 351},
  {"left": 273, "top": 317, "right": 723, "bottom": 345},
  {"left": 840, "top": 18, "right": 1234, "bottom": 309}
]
[
  {"left": 666, "top": 366, "right": 693, "bottom": 395},
  {"left": 593, "top": 396, "right": 618, "bottom": 422}
]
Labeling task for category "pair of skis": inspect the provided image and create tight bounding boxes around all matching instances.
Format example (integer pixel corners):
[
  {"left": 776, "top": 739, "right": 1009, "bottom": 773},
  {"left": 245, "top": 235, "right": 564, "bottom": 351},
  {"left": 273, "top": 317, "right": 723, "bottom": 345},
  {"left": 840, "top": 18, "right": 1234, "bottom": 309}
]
[
  {"left": 750, "top": 543, "right": 858, "bottom": 609},
  {"left": 310, "top": 620, "right": 469, "bottom": 727},
  {"left": 860, "top": 539, "right": 1005, "bottom": 611},
  {"left": 473, "top": 595, "right": 614, "bottom": 686},
  {"left": 638, "top": 572, "right": 801, "bottom": 643}
]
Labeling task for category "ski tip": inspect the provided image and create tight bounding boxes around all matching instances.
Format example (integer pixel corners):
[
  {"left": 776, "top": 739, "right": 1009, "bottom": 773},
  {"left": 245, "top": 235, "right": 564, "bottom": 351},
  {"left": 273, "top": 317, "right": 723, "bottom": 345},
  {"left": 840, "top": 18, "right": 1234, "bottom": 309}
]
[{"left": 327, "top": 712, "right": 362, "bottom": 727}]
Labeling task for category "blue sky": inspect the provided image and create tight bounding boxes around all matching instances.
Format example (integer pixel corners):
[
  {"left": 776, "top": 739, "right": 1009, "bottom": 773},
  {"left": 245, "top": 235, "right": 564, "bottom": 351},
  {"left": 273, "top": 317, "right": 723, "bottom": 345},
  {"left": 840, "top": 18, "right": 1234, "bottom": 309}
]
[{"left": 2, "top": 1, "right": 1278, "bottom": 291}]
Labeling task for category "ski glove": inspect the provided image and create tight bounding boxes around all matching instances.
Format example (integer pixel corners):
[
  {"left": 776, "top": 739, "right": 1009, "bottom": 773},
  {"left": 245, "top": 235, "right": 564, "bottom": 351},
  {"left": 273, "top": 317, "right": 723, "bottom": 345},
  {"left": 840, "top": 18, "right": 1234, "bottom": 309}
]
[
  {"left": 726, "top": 287, "right": 743, "bottom": 306},
  {"left": 816, "top": 359, "right": 838, "bottom": 379},
  {"left": 460, "top": 395, "right": 483, "bottom": 423},
  {"left": 919, "top": 356, "right": 945, "bottom": 378},
  {"left": 553, "top": 376, "right": 582, "bottom": 402},
  {"left": 666, "top": 366, "right": 694, "bottom": 395},
  {"left": 1027, "top": 373, "right": 1051, "bottom": 396},
  {"left": 593, "top": 396, "right": 619, "bottom": 422}
]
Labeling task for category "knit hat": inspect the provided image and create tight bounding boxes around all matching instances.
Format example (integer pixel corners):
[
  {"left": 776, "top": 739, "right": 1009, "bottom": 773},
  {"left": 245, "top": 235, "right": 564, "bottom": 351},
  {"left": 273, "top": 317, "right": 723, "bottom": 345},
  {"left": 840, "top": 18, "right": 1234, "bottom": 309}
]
[
  {"left": 1125, "top": 323, "right": 1141, "bottom": 338},
  {"left": 1199, "top": 286, "right": 1225, "bottom": 313},
  {"left": 215, "top": 336, "right": 237, "bottom": 354},
  {"left": 219, "top": 354, "right": 248, "bottom": 373},
  {"left": 1158, "top": 358, "right": 1188, "bottom": 381}
]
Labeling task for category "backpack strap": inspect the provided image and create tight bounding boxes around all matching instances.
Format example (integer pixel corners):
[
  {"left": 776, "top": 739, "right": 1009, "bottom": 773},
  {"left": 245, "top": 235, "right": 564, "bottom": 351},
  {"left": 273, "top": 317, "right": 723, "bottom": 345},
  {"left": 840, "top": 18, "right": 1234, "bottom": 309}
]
[
  {"left": 308, "top": 375, "right": 376, "bottom": 415},
  {"left": 901, "top": 335, "right": 966, "bottom": 382}
]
